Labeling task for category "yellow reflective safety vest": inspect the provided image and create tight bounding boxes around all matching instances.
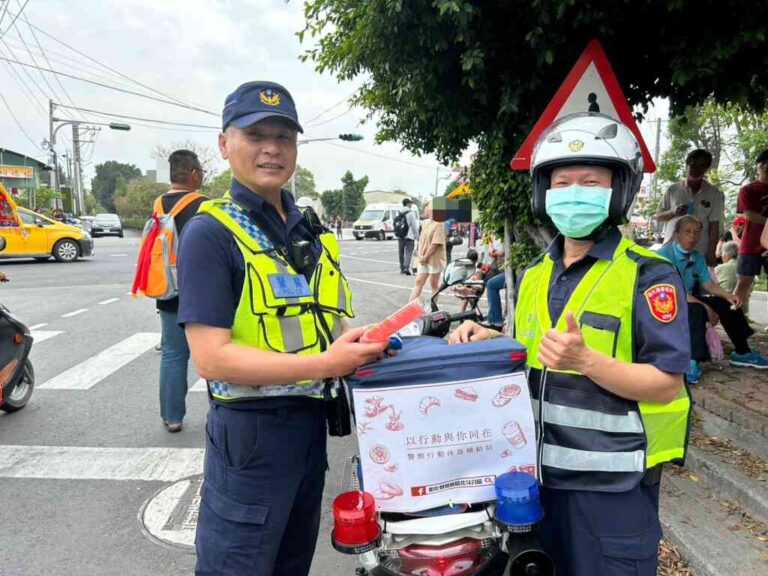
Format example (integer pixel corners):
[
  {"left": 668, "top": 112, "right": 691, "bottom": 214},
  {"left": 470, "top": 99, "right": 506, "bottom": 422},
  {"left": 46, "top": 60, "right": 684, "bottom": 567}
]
[
  {"left": 198, "top": 197, "right": 354, "bottom": 401},
  {"left": 515, "top": 236, "right": 691, "bottom": 492}
]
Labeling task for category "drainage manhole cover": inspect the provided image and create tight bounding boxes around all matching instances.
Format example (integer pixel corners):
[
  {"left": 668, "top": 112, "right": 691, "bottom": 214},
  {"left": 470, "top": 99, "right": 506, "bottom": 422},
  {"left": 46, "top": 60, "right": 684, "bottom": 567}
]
[{"left": 140, "top": 473, "right": 202, "bottom": 551}]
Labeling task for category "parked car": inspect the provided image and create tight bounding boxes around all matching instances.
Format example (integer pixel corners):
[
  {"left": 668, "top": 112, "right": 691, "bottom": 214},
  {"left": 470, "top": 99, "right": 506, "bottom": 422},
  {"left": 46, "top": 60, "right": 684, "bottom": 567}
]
[
  {"left": 0, "top": 207, "right": 93, "bottom": 262},
  {"left": 79, "top": 215, "right": 95, "bottom": 233},
  {"left": 91, "top": 213, "right": 123, "bottom": 238}
]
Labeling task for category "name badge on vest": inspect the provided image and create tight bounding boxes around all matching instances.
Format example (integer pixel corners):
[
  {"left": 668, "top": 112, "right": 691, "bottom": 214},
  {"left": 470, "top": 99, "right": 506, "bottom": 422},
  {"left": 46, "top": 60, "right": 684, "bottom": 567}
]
[{"left": 269, "top": 274, "right": 312, "bottom": 299}]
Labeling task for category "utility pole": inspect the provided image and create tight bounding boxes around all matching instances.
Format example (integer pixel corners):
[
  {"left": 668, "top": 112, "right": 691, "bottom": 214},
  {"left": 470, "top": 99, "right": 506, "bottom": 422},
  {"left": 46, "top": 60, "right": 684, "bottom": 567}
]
[
  {"left": 48, "top": 99, "right": 60, "bottom": 208},
  {"left": 72, "top": 124, "right": 84, "bottom": 216},
  {"left": 650, "top": 117, "right": 662, "bottom": 203}
]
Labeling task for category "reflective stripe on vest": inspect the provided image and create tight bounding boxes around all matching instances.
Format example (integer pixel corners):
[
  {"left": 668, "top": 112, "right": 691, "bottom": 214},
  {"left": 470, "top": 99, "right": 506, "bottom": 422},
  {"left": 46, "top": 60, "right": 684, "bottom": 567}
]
[
  {"left": 197, "top": 197, "right": 354, "bottom": 401},
  {"left": 515, "top": 236, "right": 691, "bottom": 490}
]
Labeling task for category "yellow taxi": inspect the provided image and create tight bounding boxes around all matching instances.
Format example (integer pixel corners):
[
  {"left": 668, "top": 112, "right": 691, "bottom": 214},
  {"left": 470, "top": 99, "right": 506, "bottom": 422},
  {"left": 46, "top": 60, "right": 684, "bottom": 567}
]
[{"left": 0, "top": 207, "right": 93, "bottom": 262}]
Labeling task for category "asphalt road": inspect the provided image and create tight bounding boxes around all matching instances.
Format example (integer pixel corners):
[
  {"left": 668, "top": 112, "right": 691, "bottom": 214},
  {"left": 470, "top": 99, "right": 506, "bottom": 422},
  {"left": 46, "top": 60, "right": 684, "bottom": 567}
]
[{"left": 0, "top": 232, "right": 458, "bottom": 576}]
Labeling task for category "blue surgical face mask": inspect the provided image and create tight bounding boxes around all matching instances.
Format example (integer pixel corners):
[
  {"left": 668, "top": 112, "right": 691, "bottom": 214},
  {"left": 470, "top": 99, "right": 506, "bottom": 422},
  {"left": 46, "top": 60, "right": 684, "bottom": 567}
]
[{"left": 545, "top": 184, "right": 612, "bottom": 239}]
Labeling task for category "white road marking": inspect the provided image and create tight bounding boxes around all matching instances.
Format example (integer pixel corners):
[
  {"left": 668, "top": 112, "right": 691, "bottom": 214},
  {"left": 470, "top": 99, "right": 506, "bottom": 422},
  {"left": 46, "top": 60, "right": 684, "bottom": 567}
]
[
  {"left": 31, "top": 330, "right": 64, "bottom": 344},
  {"left": 98, "top": 298, "right": 120, "bottom": 305},
  {"left": 190, "top": 378, "right": 207, "bottom": 392},
  {"left": 0, "top": 445, "right": 203, "bottom": 482},
  {"left": 61, "top": 308, "right": 88, "bottom": 318},
  {"left": 39, "top": 332, "right": 161, "bottom": 390},
  {"left": 346, "top": 276, "right": 413, "bottom": 291},
  {"left": 110, "top": 253, "right": 128, "bottom": 257},
  {"left": 28, "top": 323, "right": 47, "bottom": 330}
]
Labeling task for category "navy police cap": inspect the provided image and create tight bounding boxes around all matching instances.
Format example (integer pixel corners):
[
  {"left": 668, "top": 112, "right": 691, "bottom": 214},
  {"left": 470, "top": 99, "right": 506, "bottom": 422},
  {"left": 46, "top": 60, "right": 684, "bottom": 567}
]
[{"left": 222, "top": 81, "right": 303, "bottom": 133}]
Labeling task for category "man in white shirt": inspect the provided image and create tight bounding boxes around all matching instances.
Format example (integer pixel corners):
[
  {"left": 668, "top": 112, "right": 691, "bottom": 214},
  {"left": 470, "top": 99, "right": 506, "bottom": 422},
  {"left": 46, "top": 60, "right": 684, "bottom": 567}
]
[
  {"left": 396, "top": 198, "right": 420, "bottom": 275},
  {"left": 656, "top": 149, "right": 724, "bottom": 265}
]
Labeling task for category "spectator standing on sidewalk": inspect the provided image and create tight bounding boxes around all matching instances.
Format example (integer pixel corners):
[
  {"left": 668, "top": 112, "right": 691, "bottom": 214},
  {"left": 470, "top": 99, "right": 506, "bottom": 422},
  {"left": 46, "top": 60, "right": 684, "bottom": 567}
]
[
  {"left": 410, "top": 200, "right": 446, "bottom": 301},
  {"left": 395, "top": 198, "right": 419, "bottom": 275},
  {"left": 335, "top": 217, "right": 343, "bottom": 240},
  {"left": 156, "top": 150, "right": 207, "bottom": 432},
  {"left": 656, "top": 149, "right": 724, "bottom": 265},
  {"left": 733, "top": 149, "right": 768, "bottom": 309}
]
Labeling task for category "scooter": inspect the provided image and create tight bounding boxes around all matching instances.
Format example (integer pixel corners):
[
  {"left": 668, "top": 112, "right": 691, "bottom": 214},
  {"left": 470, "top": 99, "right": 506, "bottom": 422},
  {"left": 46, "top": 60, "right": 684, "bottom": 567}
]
[
  {"left": 335, "top": 260, "right": 554, "bottom": 576},
  {"left": 0, "top": 237, "right": 35, "bottom": 413}
]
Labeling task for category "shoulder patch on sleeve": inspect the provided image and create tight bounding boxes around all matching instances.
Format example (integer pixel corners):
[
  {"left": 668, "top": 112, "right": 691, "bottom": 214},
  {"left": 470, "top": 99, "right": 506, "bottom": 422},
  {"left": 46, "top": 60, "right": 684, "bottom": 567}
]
[{"left": 643, "top": 284, "right": 678, "bottom": 323}]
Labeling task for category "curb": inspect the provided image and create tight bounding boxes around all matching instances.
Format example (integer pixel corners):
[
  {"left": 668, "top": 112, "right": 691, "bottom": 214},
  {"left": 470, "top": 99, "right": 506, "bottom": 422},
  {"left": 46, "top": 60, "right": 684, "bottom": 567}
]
[{"left": 695, "top": 388, "right": 768, "bottom": 437}]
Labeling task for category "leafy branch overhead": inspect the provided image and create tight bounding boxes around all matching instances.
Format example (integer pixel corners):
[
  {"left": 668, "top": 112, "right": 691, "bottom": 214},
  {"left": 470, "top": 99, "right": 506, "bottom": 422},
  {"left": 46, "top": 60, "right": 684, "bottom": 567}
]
[{"left": 301, "top": 0, "right": 768, "bottom": 231}]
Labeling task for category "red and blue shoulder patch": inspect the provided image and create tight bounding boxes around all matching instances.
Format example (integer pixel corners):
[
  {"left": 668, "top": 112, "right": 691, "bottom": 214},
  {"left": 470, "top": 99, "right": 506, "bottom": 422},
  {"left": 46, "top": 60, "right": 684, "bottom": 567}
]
[{"left": 643, "top": 284, "right": 678, "bottom": 323}]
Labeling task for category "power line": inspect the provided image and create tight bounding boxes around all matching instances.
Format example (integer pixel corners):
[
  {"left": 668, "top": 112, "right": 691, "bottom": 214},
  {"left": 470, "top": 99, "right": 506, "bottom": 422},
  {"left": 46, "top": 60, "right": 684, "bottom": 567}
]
[
  {"left": 0, "top": 2, "right": 9, "bottom": 31},
  {"left": 54, "top": 103, "right": 220, "bottom": 129},
  {"left": 307, "top": 107, "right": 354, "bottom": 128},
  {"left": 0, "top": 53, "right": 218, "bottom": 116},
  {"left": 0, "top": 0, "right": 27, "bottom": 39},
  {"left": 319, "top": 140, "right": 445, "bottom": 171},
  {"left": 304, "top": 94, "right": 353, "bottom": 125},
  {"left": 17, "top": 1, "right": 87, "bottom": 122},
  {"left": 6, "top": 10, "right": 213, "bottom": 113},
  {"left": 0, "top": 90, "right": 41, "bottom": 151}
]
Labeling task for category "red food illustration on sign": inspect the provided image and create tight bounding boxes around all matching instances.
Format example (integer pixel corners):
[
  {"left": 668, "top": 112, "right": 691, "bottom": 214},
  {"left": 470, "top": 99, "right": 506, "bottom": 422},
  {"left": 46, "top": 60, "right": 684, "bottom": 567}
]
[
  {"left": 362, "top": 396, "right": 405, "bottom": 431},
  {"left": 374, "top": 481, "right": 404, "bottom": 500},
  {"left": 502, "top": 421, "right": 527, "bottom": 449},
  {"left": 369, "top": 444, "right": 390, "bottom": 465},
  {"left": 520, "top": 464, "right": 537, "bottom": 476},
  {"left": 385, "top": 411, "right": 405, "bottom": 431},
  {"left": 500, "top": 449, "right": 513, "bottom": 459},
  {"left": 492, "top": 383, "right": 521, "bottom": 407},
  {"left": 419, "top": 396, "right": 441, "bottom": 415},
  {"left": 364, "top": 396, "right": 389, "bottom": 418},
  {"left": 454, "top": 386, "right": 478, "bottom": 402},
  {"left": 384, "top": 463, "right": 399, "bottom": 473}
]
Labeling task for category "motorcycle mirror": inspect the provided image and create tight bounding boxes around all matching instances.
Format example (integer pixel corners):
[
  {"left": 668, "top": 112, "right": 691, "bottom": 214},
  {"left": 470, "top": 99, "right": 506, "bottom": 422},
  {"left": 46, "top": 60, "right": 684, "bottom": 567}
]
[{"left": 0, "top": 236, "right": 5, "bottom": 251}]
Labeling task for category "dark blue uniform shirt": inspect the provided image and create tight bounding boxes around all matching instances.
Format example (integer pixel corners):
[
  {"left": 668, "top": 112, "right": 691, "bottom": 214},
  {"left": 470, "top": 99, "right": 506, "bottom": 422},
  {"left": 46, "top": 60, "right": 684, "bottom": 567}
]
[
  {"left": 177, "top": 179, "right": 323, "bottom": 409},
  {"left": 517, "top": 227, "right": 690, "bottom": 375}
]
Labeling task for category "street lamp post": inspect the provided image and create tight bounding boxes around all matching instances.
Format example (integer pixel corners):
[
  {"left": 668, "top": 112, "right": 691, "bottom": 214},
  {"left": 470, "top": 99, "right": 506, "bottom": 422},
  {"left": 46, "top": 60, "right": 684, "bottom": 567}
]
[
  {"left": 48, "top": 100, "right": 131, "bottom": 215},
  {"left": 290, "top": 133, "right": 363, "bottom": 199}
]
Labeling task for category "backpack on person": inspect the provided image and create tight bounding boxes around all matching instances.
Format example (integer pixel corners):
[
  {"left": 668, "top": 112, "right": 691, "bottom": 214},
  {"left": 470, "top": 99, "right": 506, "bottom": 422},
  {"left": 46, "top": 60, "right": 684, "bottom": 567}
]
[
  {"left": 393, "top": 210, "right": 409, "bottom": 239},
  {"left": 131, "top": 192, "right": 204, "bottom": 300}
]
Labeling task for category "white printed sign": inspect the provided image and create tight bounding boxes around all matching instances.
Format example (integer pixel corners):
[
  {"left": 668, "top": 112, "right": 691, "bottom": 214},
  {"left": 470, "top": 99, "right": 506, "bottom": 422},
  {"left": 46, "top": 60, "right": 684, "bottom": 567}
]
[{"left": 351, "top": 372, "right": 536, "bottom": 512}]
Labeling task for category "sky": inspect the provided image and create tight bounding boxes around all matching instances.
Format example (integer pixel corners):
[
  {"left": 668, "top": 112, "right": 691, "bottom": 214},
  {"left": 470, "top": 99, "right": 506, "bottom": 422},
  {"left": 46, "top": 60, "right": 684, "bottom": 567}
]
[{"left": 0, "top": 0, "right": 669, "bottom": 200}]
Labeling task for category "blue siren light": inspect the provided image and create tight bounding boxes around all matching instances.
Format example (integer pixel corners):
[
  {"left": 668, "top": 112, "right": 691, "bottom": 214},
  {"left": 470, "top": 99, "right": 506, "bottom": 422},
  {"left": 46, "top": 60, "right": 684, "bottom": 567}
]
[{"left": 494, "top": 471, "right": 544, "bottom": 527}]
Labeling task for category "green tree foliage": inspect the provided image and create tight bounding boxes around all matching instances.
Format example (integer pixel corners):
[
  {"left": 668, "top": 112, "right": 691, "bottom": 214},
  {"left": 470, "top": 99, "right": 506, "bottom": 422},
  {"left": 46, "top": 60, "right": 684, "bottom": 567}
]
[
  {"left": 657, "top": 97, "right": 768, "bottom": 221},
  {"left": 205, "top": 168, "right": 233, "bottom": 199},
  {"left": 321, "top": 170, "right": 369, "bottom": 221},
  {"left": 114, "top": 176, "right": 166, "bottom": 220},
  {"left": 301, "top": 0, "right": 768, "bottom": 241},
  {"left": 91, "top": 161, "right": 142, "bottom": 212},
  {"left": 294, "top": 164, "right": 319, "bottom": 199},
  {"left": 15, "top": 186, "right": 63, "bottom": 212}
]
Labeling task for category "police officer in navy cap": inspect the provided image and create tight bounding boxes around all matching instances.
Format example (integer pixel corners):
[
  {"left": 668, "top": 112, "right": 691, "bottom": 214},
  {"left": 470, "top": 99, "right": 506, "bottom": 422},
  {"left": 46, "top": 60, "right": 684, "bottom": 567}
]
[
  {"left": 450, "top": 113, "right": 692, "bottom": 575},
  {"left": 177, "top": 81, "right": 388, "bottom": 575}
]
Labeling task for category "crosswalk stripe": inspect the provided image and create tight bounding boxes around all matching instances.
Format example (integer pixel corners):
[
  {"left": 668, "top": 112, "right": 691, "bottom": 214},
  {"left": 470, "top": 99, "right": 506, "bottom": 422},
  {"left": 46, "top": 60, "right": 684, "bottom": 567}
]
[
  {"left": 0, "top": 445, "right": 204, "bottom": 482},
  {"left": 61, "top": 308, "right": 88, "bottom": 318},
  {"left": 29, "top": 323, "right": 47, "bottom": 330},
  {"left": 31, "top": 330, "right": 64, "bottom": 344},
  {"left": 190, "top": 378, "right": 207, "bottom": 392},
  {"left": 98, "top": 298, "right": 120, "bottom": 305},
  {"left": 39, "top": 332, "right": 161, "bottom": 390}
]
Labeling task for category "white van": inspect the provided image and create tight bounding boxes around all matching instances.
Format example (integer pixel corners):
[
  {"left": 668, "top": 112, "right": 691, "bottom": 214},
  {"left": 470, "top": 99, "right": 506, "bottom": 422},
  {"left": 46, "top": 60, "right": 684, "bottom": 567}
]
[{"left": 352, "top": 203, "right": 402, "bottom": 240}]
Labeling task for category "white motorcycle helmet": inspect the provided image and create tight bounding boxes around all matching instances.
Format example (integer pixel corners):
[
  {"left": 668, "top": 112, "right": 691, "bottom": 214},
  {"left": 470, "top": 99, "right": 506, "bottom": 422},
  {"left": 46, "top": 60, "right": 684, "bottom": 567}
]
[{"left": 530, "top": 112, "right": 644, "bottom": 227}]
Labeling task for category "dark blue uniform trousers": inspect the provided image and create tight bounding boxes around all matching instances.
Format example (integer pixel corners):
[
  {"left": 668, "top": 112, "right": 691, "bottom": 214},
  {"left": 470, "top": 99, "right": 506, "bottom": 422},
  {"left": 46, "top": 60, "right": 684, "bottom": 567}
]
[
  {"left": 195, "top": 401, "right": 327, "bottom": 576},
  {"left": 538, "top": 480, "right": 662, "bottom": 576}
]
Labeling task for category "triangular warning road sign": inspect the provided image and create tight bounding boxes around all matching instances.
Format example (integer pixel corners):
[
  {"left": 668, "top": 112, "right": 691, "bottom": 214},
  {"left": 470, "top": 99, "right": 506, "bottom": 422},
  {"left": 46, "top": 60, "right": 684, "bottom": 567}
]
[{"left": 510, "top": 39, "right": 655, "bottom": 173}]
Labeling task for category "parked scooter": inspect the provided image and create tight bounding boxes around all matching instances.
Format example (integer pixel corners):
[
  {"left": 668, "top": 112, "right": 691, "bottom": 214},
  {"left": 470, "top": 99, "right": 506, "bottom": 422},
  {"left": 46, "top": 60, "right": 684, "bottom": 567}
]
[
  {"left": 334, "top": 260, "right": 553, "bottom": 576},
  {"left": 0, "top": 237, "right": 35, "bottom": 413}
]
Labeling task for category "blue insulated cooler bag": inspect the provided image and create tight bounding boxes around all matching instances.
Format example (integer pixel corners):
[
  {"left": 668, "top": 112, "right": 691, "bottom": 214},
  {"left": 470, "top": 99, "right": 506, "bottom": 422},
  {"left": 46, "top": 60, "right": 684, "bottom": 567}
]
[{"left": 346, "top": 335, "right": 527, "bottom": 396}]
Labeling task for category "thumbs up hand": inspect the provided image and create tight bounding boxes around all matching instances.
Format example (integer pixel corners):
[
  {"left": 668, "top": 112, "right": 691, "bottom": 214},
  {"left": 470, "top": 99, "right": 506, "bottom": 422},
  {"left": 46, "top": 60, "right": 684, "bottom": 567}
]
[{"left": 538, "top": 311, "right": 590, "bottom": 373}]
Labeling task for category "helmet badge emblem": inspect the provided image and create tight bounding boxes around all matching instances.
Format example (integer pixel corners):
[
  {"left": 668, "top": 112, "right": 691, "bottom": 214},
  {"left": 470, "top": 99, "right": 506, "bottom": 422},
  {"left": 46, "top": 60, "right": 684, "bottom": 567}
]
[{"left": 568, "top": 139, "right": 584, "bottom": 152}]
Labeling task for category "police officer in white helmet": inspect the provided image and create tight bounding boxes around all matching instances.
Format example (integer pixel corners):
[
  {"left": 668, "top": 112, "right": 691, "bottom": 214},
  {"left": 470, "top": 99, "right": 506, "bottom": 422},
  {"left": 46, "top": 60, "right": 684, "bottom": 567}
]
[{"left": 451, "top": 113, "right": 692, "bottom": 574}]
